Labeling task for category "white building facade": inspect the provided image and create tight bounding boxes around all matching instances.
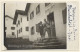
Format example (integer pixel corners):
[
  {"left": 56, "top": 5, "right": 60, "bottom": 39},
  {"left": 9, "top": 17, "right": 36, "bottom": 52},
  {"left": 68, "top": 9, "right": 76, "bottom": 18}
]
[
  {"left": 13, "top": 10, "right": 29, "bottom": 39},
  {"left": 26, "top": 3, "right": 66, "bottom": 44},
  {"left": 5, "top": 15, "right": 16, "bottom": 38},
  {"left": 13, "top": 3, "right": 66, "bottom": 44}
]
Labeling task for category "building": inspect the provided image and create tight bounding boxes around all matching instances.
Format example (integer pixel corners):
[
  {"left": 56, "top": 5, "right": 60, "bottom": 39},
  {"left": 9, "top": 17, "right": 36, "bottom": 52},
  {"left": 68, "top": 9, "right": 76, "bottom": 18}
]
[
  {"left": 13, "top": 10, "right": 29, "bottom": 39},
  {"left": 5, "top": 15, "right": 16, "bottom": 38},
  {"left": 13, "top": 3, "right": 66, "bottom": 44}
]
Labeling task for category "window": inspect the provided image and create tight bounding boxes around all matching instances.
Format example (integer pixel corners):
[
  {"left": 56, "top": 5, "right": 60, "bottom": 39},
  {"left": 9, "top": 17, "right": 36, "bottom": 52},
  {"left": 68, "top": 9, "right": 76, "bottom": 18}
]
[
  {"left": 5, "top": 27, "right": 7, "bottom": 30},
  {"left": 26, "top": 27, "right": 29, "bottom": 31},
  {"left": 36, "top": 5, "right": 40, "bottom": 14},
  {"left": 12, "top": 32, "right": 15, "bottom": 35},
  {"left": 11, "top": 27, "right": 15, "bottom": 30},
  {"left": 18, "top": 20, "right": 20, "bottom": 25},
  {"left": 21, "top": 28, "right": 22, "bottom": 32},
  {"left": 31, "top": 26, "right": 35, "bottom": 35},
  {"left": 21, "top": 18, "right": 22, "bottom": 22},
  {"left": 45, "top": 3, "right": 50, "bottom": 6},
  {"left": 62, "top": 7, "right": 67, "bottom": 24},
  {"left": 30, "top": 11, "right": 34, "bottom": 19},
  {"left": 27, "top": 16, "right": 29, "bottom": 21}
]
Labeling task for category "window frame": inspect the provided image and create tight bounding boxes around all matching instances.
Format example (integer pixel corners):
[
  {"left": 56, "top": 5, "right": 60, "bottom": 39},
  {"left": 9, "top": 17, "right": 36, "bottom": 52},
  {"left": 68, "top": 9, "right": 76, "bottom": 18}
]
[
  {"left": 31, "top": 26, "right": 35, "bottom": 35},
  {"left": 18, "top": 20, "right": 20, "bottom": 25},
  {"left": 30, "top": 11, "right": 34, "bottom": 20},
  {"left": 11, "top": 27, "right": 15, "bottom": 30},
  {"left": 36, "top": 5, "right": 40, "bottom": 14},
  {"left": 21, "top": 18, "right": 22, "bottom": 22}
]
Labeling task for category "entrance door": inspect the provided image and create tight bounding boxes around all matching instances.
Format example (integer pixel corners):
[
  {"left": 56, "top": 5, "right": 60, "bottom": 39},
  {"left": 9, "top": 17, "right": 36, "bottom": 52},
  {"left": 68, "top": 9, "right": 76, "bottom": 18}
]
[{"left": 47, "top": 12, "right": 56, "bottom": 38}]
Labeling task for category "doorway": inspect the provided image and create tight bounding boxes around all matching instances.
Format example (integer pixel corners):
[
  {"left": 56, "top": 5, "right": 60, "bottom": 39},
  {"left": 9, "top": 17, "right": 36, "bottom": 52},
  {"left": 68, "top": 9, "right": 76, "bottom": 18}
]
[{"left": 47, "top": 12, "right": 56, "bottom": 38}]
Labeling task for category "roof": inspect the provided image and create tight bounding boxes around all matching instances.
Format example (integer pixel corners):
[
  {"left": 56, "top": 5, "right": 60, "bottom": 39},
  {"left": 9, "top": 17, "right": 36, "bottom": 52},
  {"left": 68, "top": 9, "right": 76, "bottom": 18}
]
[
  {"left": 13, "top": 3, "right": 31, "bottom": 24},
  {"left": 5, "top": 15, "right": 14, "bottom": 20},
  {"left": 25, "top": 3, "right": 31, "bottom": 15},
  {"left": 13, "top": 10, "right": 27, "bottom": 24}
]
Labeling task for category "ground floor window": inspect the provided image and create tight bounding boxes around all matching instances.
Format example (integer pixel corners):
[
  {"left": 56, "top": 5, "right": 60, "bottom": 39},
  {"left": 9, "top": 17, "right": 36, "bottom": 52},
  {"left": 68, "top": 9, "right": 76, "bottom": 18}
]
[{"left": 31, "top": 26, "right": 35, "bottom": 35}]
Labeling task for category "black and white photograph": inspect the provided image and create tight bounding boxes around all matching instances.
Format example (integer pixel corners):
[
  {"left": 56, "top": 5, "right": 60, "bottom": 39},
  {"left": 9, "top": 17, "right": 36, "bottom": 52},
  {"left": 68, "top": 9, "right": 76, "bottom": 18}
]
[{"left": 4, "top": 3, "right": 67, "bottom": 50}]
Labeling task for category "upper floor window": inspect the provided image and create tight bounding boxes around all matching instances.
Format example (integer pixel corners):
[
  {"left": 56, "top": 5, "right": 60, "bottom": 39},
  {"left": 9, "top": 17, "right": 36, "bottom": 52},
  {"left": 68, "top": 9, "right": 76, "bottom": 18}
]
[
  {"left": 21, "top": 18, "right": 22, "bottom": 22},
  {"left": 31, "top": 26, "right": 35, "bottom": 35},
  {"left": 36, "top": 5, "right": 40, "bottom": 14},
  {"left": 62, "top": 7, "right": 67, "bottom": 24},
  {"left": 11, "top": 27, "right": 15, "bottom": 30},
  {"left": 26, "top": 27, "right": 29, "bottom": 31},
  {"left": 45, "top": 3, "right": 50, "bottom": 6},
  {"left": 18, "top": 20, "right": 20, "bottom": 25},
  {"left": 27, "top": 16, "right": 29, "bottom": 21},
  {"left": 30, "top": 11, "right": 34, "bottom": 19}
]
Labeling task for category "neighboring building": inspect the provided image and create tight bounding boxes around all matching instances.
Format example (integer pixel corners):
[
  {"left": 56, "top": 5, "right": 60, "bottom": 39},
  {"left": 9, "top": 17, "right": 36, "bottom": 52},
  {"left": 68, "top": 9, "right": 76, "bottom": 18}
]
[
  {"left": 13, "top": 3, "right": 66, "bottom": 44},
  {"left": 5, "top": 15, "right": 16, "bottom": 38},
  {"left": 13, "top": 10, "right": 29, "bottom": 39}
]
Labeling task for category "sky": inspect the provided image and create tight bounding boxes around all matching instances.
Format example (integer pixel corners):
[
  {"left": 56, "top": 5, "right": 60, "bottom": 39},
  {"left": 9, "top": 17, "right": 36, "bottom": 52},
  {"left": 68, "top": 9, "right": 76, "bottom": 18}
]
[{"left": 5, "top": 3, "right": 27, "bottom": 18}]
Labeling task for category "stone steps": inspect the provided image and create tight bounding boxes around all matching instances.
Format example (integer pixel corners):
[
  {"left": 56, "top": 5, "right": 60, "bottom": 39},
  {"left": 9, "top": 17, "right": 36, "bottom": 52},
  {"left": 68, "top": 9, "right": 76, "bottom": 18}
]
[
  {"left": 33, "top": 38, "right": 65, "bottom": 49},
  {"left": 34, "top": 42, "right": 61, "bottom": 46}
]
